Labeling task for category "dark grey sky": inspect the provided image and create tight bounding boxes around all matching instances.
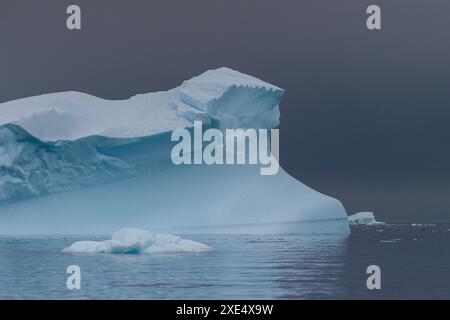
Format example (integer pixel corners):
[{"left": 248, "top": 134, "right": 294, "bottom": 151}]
[{"left": 1, "top": 0, "right": 449, "bottom": 222}]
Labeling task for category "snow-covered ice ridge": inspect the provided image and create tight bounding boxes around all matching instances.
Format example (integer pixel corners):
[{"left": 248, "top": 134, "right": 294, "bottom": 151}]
[
  {"left": 0, "top": 67, "right": 283, "bottom": 141},
  {"left": 62, "top": 228, "right": 212, "bottom": 254},
  {"left": 0, "top": 68, "right": 350, "bottom": 235}
]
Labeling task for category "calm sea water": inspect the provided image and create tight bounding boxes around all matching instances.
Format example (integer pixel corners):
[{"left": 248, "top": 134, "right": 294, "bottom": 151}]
[{"left": 1, "top": 224, "right": 450, "bottom": 299}]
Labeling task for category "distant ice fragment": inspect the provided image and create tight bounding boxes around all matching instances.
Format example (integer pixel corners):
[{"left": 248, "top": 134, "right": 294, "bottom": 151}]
[
  {"left": 348, "top": 212, "right": 386, "bottom": 226},
  {"left": 62, "top": 228, "right": 212, "bottom": 254},
  {"left": 411, "top": 223, "right": 435, "bottom": 227}
]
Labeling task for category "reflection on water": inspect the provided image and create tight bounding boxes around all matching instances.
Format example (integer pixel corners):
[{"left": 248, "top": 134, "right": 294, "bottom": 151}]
[
  {"left": 268, "top": 236, "right": 348, "bottom": 299},
  {"left": 1, "top": 224, "right": 450, "bottom": 299}
]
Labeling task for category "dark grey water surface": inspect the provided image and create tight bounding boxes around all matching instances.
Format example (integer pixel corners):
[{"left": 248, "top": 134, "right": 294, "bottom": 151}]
[{"left": 1, "top": 224, "right": 449, "bottom": 299}]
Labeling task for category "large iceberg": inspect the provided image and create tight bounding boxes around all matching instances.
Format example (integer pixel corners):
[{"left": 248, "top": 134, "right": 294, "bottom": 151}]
[{"left": 0, "top": 68, "right": 350, "bottom": 235}]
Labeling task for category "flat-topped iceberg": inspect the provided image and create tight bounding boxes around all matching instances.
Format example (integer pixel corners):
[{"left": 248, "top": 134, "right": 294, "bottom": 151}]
[
  {"left": 62, "top": 228, "right": 212, "bottom": 254},
  {"left": 0, "top": 68, "right": 350, "bottom": 235}
]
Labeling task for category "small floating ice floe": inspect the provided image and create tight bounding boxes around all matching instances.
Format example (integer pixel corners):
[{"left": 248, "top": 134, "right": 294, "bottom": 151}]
[{"left": 62, "top": 228, "right": 212, "bottom": 254}]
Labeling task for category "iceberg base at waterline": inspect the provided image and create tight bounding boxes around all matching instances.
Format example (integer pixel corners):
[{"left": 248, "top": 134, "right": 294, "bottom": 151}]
[
  {"left": 0, "top": 161, "right": 350, "bottom": 235},
  {"left": 62, "top": 228, "right": 212, "bottom": 254}
]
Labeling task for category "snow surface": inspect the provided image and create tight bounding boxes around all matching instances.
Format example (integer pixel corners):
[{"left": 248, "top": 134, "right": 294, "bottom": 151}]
[
  {"left": 0, "top": 68, "right": 350, "bottom": 235},
  {"left": 62, "top": 228, "right": 212, "bottom": 254},
  {"left": 0, "top": 67, "right": 283, "bottom": 141},
  {"left": 348, "top": 212, "right": 386, "bottom": 226}
]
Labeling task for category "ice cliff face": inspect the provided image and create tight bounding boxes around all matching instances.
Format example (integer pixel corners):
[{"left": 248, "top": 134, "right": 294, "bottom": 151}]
[
  {"left": 0, "top": 124, "right": 135, "bottom": 206},
  {"left": 178, "top": 68, "right": 283, "bottom": 130},
  {"left": 0, "top": 68, "right": 349, "bottom": 235}
]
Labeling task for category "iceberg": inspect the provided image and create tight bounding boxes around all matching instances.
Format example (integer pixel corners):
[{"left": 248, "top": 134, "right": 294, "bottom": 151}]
[
  {"left": 62, "top": 228, "right": 212, "bottom": 254},
  {"left": 348, "top": 212, "right": 386, "bottom": 226},
  {"left": 0, "top": 67, "right": 350, "bottom": 235}
]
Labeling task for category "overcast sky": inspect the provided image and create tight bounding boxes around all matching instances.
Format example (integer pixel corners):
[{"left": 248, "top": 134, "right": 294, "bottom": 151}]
[{"left": 1, "top": 0, "right": 450, "bottom": 222}]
